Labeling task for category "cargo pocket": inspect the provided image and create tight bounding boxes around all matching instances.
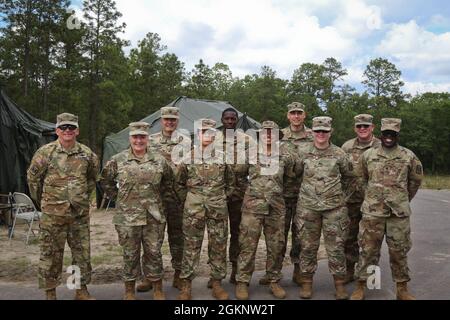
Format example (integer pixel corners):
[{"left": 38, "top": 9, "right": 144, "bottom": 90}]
[{"left": 39, "top": 229, "right": 54, "bottom": 257}]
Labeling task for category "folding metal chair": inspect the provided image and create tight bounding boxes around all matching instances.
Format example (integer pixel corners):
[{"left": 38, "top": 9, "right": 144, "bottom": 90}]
[{"left": 9, "top": 192, "right": 42, "bottom": 245}]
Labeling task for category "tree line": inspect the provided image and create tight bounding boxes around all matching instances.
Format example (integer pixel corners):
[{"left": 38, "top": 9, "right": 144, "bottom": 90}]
[{"left": 1, "top": 0, "right": 449, "bottom": 173}]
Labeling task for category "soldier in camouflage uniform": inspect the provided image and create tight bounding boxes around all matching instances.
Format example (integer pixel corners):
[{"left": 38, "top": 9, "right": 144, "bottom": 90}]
[
  {"left": 235, "top": 121, "right": 296, "bottom": 300},
  {"left": 100, "top": 122, "right": 175, "bottom": 300},
  {"left": 27, "top": 113, "right": 98, "bottom": 300},
  {"left": 176, "top": 119, "right": 235, "bottom": 300},
  {"left": 136, "top": 107, "right": 185, "bottom": 292},
  {"left": 351, "top": 118, "right": 423, "bottom": 300},
  {"left": 294, "top": 116, "right": 354, "bottom": 300},
  {"left": 217, "top": 108, "right": 252, "bottom": 285},
  {"left": 268, "top": 102, "right": 313, "bottom": 286},
  {"left": 341, "top": 114, "right": 380, "bottom": 283}
]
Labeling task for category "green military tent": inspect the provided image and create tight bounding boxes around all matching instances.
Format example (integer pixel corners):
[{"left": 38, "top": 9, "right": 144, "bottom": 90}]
[
  {"left": 102, "top": 96, "right": 261, "bottom": 165},
  {"left": 0, "top": 88, "right": 56, "bottom": 194}
]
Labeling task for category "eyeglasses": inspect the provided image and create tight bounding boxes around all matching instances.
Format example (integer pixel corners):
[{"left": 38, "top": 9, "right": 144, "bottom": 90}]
[
  {"left": 356, "top": 124, "right": 371, "bottom": 129},
  {"left": 58, "top": 125, "right": 77, "bottom": 131},
  {"left": 313, "top": 130, "right": 330, "bottom": 134}
]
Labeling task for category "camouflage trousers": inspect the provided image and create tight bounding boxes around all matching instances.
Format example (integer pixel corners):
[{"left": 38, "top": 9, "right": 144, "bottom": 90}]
[
  {"left": 165, "top": 200, "right": 184, "bottom": 271},
  {"left": 295, "top": 206, "right": 349, "bottom": 277},
  {"left": 228, "top": 197, "right": 243, "bottom": 264},
  {"left": 344, "top": 202, "right": 363, "bottom": 271},
  {"left": 281, "top": 197, "right": 301, "bottom": 264},
  {"left": 38, "top": 212, "right": 91, "bottom": 290},
  {"left": 115, "top": 218, "right": 166, "bottom": 282},
  {"left": 180, "top": 194, "right": 228, "bottom": 281},
  {"left": 355, "top": 215, "right": 411, "bottom": 283},
  {"left": 237, "top": 196, "right": 286, "bottom": 283}
]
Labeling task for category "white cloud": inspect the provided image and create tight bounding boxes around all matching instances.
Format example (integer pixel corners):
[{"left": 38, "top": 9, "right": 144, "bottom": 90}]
[
  {"left": 377, "top": 20, "right": 450, "bottom": 79},
  {"left": 332, "top": 1, "right": 383, "bottom": 37},
  {"left": 112, "top": 0, "right": 383, "bottom": 77},
  {"left": 403, "top": 81, "right": 450, "bottom": 95},
  {"left": 70, "top": 0, "right": 449, "bottom": 93}
]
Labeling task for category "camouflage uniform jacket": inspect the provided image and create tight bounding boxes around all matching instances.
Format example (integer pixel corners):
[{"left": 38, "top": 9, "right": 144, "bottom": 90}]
[
  {"left": 295, "top": 143, "right": 355, "bottom": 211},
  {"left": 149, "top": 131, "right": 186, "bottom": 203},
  {"left": 100, "top": 148, "right": 175, "bottom": 226},
  {"left": 176, "top": 147, "right": 235, "bottom": 212},
  {"left": 216, "top": 129, "right": 253, "bottom": 201},
  {"left": 27, "top": 140, "right": 99, "bottom": 216},
  {"left": 361, "top": 145, "right": 423, "bottom": 218},
  {"left": 342, "top": 137, "right": 381, "bottom": 203},
  {"left": 281, "top": 125, "right": 313, "bottom": 198},
  {"left": 244, "top": 143, "right": 296, "bottom": 215}
]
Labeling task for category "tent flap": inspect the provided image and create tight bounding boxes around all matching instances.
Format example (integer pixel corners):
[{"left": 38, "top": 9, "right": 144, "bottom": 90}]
[{"left": 0, "top": 88, "right": 56, "bottom": 194}]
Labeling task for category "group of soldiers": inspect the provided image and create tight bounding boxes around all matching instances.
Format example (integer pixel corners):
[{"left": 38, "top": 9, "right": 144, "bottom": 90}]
[{"left": 26, "top": 101, "right": 423, "bottom": 300}]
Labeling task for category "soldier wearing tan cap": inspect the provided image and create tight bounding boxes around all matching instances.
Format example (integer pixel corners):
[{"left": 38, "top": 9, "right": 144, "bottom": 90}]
[
  {"left": 235, "top": 120, "right": 297, "bottom": 300},
  {"left": 341, "top": 114, "right": 381, "bottom": 283},
  {"left": 27, "top": 113, "right": 99, "bottom": 300},
  {"left": 176, "top": 118, "right": 235, "bottom": 300},
  {"left": 351, "top": 118, "right": 423, "bottom": 300},
  {"left": 137, "top": 106, "right": 185, "bottom": 292},
  {"left": 271, "top": 102, "right": 314, "bottom": 287},
  {"left": 293, "top": 116, "right": 355, "bottom": 300},
  {"left": 100, "top": 121, "right": 175, "bottom": 300}
]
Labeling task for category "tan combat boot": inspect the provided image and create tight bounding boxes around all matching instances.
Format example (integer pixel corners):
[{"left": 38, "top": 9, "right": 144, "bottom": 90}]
[
  {"left": 333, "top": 275, "right": 349, "bottom": 300},
  {"left": 258, "top": 273, "right": 270, "bottom": 285},
  {"left": 136, "top": 278, "right": 152, "bottom": 292},
  {"left": 172, "top": 270, "right": 182, "bottom": 289},
  {"left": 74, "top": 285, "right": 95, "bottom": 300},
  {"left": 299, "top": 275, "right": 313, "bottom": 299},
  {"left": 45, "top": 288, "right": 57, "bottom": 300},
  {"left": 123, "top": 281, "right": 137, "bottom": 300},
  {"left": 396, "top": 282, "right": 416, "bottom": 300},
  {"left": 235, "top": 282, "right": 249, "bottom": 300},
  {"left": 211, "top": 279, "right": 229, "bottom": 300},
  {"left": 350, "top": 280, "right": 366, "bottom": 300},
  {"left": 152, "top": 279, "right": 166, "bottom": 300},
  {"left": 177, "top": 279, "right": 192, "bottom": 300},
  {"left": 292, "top": 263, "right": 301, "bottom": 286},
  {"left": 229, "top": 262, "right": 237, "bottom": 284},
  {"left": 269, "top": 282, "right": 286, "bottom": 299}
]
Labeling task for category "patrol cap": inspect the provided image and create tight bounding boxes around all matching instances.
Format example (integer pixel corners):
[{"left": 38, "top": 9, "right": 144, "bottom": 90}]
[
  {"left": 381, "top": 118, "right": 401, "bottom": 133},
  {"left": 129, "top": 121, "right": 150, "bottom": 136},
  {"left": 56, "top": 113, "right": 78, "bottom": 128},
  {"left": 260, "top": 120, "right": 279, "bottom": 130},
  {"left": 161, "top": 106, "right": 179, "bottom": 119},
  {"left": 312, "top": 116, "right": 332, "bottom": 132},
  {"left": 354, "top": 114, "right": 373, "bottom": 126},
  {"left": 198, "top": 118, "right": 217, "bottom": 130},
  {"left": 287, "top": 102, "right": 305, "bottom": 113}
]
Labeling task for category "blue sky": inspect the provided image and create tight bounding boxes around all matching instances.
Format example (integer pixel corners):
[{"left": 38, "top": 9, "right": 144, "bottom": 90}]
[{"left": 64, "top": 0, "right": 450, "bottom": 94}]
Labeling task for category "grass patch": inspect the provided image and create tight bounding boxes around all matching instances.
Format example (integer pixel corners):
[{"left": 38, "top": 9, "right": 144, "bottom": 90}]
[{"left": 422, "top": 175, "right": 450, "bottom": 190}]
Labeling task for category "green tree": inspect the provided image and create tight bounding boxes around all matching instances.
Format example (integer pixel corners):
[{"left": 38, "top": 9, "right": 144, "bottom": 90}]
[
  {"left": 82, "top": 0, "right": 129, "bottom": 151},
  {"left": 211, "top": 62, "right": 234, "bottom": 100},
  {"left": 362, "top": 57, "right": 404, "bottom": 107},
  {"left": 127, "top": 33, "right": 185, "bottom": 119},
  {"left": 185, "top": 59, "right": 216, "bottom": 99},
  {"left": 322, "top": 57, "right": 348, "bottom": 103},
  {"left": 128, "top": 32, "right": 166, "bottom": 119},
  {"left": 399, "top": 93, "right": 450, "bottom": 174},
  {"left": 0, "top": 0, "right": 70, "bottom": 117},
  {"left": 287, "top": 62, "right": 326, "bottom": 116}
]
